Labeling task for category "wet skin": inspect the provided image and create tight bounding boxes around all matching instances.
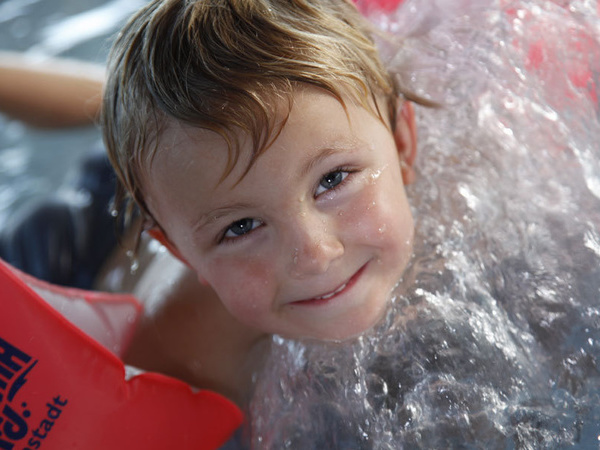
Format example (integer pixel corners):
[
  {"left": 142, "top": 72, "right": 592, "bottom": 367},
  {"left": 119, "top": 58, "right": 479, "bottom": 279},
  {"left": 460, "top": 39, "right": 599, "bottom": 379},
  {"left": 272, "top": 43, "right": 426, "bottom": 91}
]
[{"left": 145, "top": 86, "right": 417, "bottom": 341}]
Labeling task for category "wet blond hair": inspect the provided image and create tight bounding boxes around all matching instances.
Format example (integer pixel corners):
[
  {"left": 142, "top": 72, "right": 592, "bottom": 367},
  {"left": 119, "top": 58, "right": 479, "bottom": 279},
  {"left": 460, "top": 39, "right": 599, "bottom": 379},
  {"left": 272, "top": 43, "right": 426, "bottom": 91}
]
[{"left": 102, "top": 0, "right": 404, "bottom": 230}]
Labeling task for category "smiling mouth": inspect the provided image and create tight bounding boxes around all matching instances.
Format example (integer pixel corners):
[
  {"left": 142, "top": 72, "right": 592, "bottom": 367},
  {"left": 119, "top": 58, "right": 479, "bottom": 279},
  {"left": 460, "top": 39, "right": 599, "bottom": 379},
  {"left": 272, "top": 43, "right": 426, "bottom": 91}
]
[{"left": 291, "top": 263, "right": 368, "bottom": 306}]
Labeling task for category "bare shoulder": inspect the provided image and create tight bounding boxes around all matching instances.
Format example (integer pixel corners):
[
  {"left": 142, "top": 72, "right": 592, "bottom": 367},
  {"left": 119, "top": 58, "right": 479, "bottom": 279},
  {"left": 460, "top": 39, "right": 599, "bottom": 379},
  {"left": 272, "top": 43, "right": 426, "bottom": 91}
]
[{"left": 96, "top": 236, "right": 267, "bottom": 405}]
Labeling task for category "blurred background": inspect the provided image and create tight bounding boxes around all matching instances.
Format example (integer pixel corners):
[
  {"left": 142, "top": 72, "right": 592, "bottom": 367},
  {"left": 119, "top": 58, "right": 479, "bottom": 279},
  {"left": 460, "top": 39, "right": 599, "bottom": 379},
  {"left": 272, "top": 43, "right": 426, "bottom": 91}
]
[{"left": 0, "top": 0, "right": 144, "bottom": 228}]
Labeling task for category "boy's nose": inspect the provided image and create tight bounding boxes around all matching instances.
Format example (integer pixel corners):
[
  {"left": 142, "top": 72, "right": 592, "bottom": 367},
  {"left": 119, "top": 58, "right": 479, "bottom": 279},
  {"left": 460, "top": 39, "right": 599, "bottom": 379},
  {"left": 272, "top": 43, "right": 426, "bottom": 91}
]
[{"left": 286, "top": 214, "right": 344, "bottom": 279}]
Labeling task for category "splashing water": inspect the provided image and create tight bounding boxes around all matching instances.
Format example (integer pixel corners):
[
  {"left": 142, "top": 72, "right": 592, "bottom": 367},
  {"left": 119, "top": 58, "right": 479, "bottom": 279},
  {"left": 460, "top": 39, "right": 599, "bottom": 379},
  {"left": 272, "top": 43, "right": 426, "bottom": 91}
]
[{"left": 247, "top": 1, "right": 600, "bottom": 448}]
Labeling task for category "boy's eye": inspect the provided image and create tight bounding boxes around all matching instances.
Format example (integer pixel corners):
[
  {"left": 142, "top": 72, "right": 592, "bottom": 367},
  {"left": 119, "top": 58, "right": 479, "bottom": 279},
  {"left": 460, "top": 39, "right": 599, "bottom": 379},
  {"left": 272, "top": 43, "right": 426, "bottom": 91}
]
[
  {"left": 315, "top": 170, "right": 349, "bottom": 196},
  {"left": 223, "top": 218, "right": 261, "bottom": 240}
]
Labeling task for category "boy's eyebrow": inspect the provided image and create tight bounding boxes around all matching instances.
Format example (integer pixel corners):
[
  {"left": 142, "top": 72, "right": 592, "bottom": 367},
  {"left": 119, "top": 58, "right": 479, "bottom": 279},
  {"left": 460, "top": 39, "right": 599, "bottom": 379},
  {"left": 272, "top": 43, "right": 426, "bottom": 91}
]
[
  {"left": 300, "top": 147, "right": 345, "bottom": 178},
  {"left": 193, "top": 203, "right": 254, "bottom": 231}
]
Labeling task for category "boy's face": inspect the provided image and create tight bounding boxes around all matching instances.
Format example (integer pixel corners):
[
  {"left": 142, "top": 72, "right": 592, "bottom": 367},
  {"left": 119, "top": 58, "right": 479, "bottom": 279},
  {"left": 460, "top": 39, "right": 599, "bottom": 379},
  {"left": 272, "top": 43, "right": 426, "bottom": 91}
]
[{"left": 145, "top": 87, "right": 416, "bottom": 341}]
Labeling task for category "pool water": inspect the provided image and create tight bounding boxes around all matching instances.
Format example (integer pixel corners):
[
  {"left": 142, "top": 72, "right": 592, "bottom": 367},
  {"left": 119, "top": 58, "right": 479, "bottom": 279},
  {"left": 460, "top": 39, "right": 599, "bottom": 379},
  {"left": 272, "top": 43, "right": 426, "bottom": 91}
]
[{"left": 248, "top": 1, "right": 600, "bottom": 448}]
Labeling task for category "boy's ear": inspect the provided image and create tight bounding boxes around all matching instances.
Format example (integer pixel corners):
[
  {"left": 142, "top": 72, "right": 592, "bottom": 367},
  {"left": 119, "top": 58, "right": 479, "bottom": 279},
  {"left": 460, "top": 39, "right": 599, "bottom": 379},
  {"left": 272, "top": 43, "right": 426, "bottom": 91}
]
[
  {"left": 147, "top": 227, "right": 188, "bottom": 264},
  {"left": 146, "top": 227, "right": 209, "bottom": 285},
  {"left": 393, "top": 101, "right": 418, "bottom": 185}
]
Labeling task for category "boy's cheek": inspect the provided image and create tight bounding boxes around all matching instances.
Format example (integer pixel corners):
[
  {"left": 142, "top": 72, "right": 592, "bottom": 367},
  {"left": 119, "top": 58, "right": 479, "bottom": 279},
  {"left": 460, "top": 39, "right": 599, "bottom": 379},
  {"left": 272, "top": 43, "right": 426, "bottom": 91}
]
[
  {"left": 343, "top": 180, "right": 413, "bottom": 247},
  {"left": 200, "top": 256, "right": 274, "bottom": 318}
]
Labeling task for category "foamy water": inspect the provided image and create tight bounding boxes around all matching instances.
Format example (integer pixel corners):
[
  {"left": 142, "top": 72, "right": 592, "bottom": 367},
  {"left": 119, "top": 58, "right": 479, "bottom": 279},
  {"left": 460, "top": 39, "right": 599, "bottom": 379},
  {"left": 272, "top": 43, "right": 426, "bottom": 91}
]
[{"left": 248, "top": 1, "right": 600, "bottom": 448}]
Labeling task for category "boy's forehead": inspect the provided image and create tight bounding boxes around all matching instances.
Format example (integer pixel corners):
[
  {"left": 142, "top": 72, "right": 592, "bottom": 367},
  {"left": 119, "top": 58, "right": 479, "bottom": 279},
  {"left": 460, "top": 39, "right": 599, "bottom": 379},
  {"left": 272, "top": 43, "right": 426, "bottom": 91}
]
[
  {"left": 146, "top": 92, "right": 290, "bottom": 179},
  {"left": 145, "top": 86, "right": 389, "bottom": 189},
  {"left": 149, "top": 122, "right": 245, "bottom": 187}
]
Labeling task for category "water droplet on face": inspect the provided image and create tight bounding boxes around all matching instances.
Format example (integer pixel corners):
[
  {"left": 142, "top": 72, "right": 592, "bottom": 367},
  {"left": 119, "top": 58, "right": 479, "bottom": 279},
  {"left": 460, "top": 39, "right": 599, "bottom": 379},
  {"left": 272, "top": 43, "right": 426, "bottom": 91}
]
[
  {"left": 369, "top": 169, "right": 383, "bottom": 182},
  {"left": 378, "top": 224, "right": 387, "bottom": 234}
]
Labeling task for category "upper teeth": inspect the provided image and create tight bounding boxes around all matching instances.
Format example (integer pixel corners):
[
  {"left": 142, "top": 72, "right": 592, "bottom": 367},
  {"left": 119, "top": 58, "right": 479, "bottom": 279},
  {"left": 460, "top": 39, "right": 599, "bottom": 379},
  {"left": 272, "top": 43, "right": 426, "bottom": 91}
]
[{"left": 315, "top": 282, "right": 348, "bottom": 300}]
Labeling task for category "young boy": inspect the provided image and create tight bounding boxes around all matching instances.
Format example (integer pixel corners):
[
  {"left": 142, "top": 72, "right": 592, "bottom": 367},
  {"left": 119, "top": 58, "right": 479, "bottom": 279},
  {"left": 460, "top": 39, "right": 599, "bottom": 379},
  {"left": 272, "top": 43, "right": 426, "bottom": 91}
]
[{"left": 102, "top": 0, "right": 418, "bottom": 403}]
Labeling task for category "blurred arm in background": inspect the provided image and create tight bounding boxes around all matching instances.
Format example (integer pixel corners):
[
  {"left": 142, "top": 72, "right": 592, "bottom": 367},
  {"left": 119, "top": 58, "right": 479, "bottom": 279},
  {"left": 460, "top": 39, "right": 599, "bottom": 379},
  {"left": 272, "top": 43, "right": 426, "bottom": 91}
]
[{"left": 0, "top": 51, "right": 104, "bottom": 128}]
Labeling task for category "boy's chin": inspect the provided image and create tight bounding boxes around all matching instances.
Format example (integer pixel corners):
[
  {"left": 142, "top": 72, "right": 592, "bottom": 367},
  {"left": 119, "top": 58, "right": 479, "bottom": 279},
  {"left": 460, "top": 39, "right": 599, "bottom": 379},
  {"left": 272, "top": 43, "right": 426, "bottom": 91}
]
[{"left": 281, "top": 305, "right": 390, "bottom": 343}]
